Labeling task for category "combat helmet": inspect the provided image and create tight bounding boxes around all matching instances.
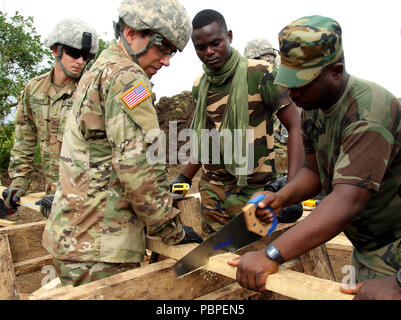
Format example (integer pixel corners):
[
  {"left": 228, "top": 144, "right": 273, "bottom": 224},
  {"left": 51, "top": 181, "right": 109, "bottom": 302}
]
[
  {"left": 244, "top": 38, "right": 281, "bottom": 67},
  {"left": 115, "top": 0, "right": 192, "bottom": 63},
  {"left": 44, "top": 19, "right": 99, "bottom": 78}
]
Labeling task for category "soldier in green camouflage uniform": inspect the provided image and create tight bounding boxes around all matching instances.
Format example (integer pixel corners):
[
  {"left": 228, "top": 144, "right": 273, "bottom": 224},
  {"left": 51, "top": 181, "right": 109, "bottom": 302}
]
[
  {"left": 231, "top": 16, "right": 401, "bottom": 299},
  {"left": 42, "top": 0, "right": 202, "bottom": 287},
  {"left": 171, "top": 10, "right": 304, "bottom": 233},
  {"left": 4, "top": 19, "right": 99, "bottom": 218},
  {"left": 244, "top": 38, "right": 288, "bottom": 176}
]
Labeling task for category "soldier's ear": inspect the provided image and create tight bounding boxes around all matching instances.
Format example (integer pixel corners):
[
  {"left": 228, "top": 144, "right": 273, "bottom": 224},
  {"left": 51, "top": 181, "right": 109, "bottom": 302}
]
[
  {"left": 331, "top": 63, "right": 344, "bottom": 81},
  {"left": 51, "top": 45, "right": 59, "bottom": 58},
  {"left": 227, "top": 30, "right": 233, "bottom": 44}
]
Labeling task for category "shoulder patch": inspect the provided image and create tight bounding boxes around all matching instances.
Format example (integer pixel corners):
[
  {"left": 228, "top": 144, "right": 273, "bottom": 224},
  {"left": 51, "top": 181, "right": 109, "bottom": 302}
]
[{"left": 121, "top": 82, "right": 151, "bottom": 110}]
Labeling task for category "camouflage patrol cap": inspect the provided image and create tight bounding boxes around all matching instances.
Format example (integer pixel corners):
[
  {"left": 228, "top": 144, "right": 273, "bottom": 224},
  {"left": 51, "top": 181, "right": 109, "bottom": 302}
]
[
  {"left": 118, "top": 0, "right": 192, "bottom": 52},
  {"left": 274, "top": 15, "right": 344, "bottom": 88},
  {"left": 44, "top": 19, "right": 99, "bottom": 55},
  {"left": 244, "top": 38, "right": 277, "bottom": 59}
]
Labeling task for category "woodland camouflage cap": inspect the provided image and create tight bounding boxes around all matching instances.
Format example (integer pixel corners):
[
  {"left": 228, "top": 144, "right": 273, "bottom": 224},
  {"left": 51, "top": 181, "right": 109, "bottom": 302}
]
[
  {"left": 44, "top": 19, "right": 99, "bottom": 54},
  {"left": 275, "top": 15, "right": 344, "bottom": 88},
  {"left": 244, "top": 38, "right": 277, "bottom": 59},
  {"left": 118, "top": 0, "right": 192, "bottom": 52}
]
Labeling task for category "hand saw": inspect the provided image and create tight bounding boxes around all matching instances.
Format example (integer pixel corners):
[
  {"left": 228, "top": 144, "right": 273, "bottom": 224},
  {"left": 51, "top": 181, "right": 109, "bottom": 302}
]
[{"left": 173, "top": 194, "right": 278, "bottom": 277}]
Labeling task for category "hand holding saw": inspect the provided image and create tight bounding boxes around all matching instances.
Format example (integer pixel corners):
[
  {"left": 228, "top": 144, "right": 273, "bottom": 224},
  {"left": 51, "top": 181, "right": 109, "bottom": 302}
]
[{"left": 173, "top": 194, "right": 278, "bottom": 277}]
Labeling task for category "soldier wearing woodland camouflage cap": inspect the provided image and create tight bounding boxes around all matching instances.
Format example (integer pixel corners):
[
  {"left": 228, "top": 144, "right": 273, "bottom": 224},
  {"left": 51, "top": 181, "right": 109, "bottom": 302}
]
[
  {"left": 4, "top": 19, "right": 99, "bottom": 219},
  {"left": 171, "top": 9, "right": 304, "bottom": 234},
  {"left": 42, "top": 0, "right": 202, "bottom": 287},
  {"left": 230, "top": 15, "right": 401, "bottom": 300}
]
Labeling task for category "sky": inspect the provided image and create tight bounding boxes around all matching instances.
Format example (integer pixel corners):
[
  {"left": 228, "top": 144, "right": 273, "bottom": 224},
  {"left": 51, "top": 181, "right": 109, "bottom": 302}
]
[{"left": 2, "top": 0, "right": 401, "bottom": 100}]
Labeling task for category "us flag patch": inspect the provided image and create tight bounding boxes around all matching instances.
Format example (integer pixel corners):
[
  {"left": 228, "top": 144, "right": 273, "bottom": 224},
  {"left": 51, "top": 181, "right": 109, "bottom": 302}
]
[{"left": 121, "top": 82, "right": 151, "bottom": 110}]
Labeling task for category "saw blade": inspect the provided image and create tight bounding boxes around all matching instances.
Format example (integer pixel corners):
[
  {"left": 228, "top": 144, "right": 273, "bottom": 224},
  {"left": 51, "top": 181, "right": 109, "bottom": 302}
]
[{"left": 173, "top": 213, "right": 261, "bottom": 278}]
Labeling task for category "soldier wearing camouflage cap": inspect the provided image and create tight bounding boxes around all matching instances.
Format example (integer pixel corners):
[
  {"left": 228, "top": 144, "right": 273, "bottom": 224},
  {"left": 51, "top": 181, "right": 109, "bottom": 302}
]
[
  {"left": 4, "top": 19, "right": 99, "bottom": 219},
  {"left": 42, "top": 0, "right": 202, "bottom": 287},
  {"left": 231, "top": 15, "right": 401, "bottom": 300}
]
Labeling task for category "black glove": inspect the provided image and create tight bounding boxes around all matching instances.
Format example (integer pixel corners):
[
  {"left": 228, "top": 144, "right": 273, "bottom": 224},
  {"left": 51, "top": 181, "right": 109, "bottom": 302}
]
[
  {"left": 0, "top": 198, "right": 17, "bottom": 219},
  {"left": 179, "top": 225, "right": 203, "bottom": 244},
  {"left": 3, "top": 186, "right": 26, "bottom": 209},
  {"left": 170, "top": 174, "right": 192, "bottom": 192},
  {"left": 35, "top": 196, "right": 54, "bottom": 218},
  {"left": 264, "top": 176, "right": 287, "bottom": 192},
  {"left": 277, "top": 202, "right": 303, "bottom": 223}
]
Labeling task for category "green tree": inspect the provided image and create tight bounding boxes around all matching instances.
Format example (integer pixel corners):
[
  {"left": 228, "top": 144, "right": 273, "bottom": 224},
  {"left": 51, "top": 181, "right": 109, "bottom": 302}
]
[{"left": 0, "top": 11, "right": 52, "bottom": 122}]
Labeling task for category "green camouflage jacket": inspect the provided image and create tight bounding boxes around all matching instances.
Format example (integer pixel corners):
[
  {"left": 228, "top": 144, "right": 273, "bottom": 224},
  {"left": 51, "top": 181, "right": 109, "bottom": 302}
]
[
  {"left": 302, "top": 75, "right": 401, "bottom": 251},
  {"left": 9, "top": 69, "right": 77, "bottom": 195},
  {"left": 42, "top": 41, "right": 184, "bottom": 263},
  {"left": 192, "top": 59, "right": 292, "bottom": 188}
]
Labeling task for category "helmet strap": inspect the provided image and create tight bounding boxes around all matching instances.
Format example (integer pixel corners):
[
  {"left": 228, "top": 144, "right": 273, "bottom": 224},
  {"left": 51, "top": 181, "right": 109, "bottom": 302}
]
[{"left": 116, "top": 23, "right": 163, "bottom": 64}]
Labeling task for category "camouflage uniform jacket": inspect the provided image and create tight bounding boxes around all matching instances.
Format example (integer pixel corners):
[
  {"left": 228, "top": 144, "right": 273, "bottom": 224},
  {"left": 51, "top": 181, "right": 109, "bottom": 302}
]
[
  {"left": 302, "top": 75, "right": 401, "bottom": 251},
  {"left": 9, "top": 69, "right": 77, "bottom": 195},
  {"left": 192, "top": 59, "right": 292, "bottom": 188},
  {"left": 42, "top": 41, "right": 184, "bottom": 264}
]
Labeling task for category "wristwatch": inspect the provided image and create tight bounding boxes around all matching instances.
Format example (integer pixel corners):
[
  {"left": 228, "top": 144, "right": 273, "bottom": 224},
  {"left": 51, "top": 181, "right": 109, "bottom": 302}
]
[
  {"left": 397, "top": 269, "right": 401, "bottom": 288},
  {"left": 265, "top": 244, "right": 285, "bottom": 265}
]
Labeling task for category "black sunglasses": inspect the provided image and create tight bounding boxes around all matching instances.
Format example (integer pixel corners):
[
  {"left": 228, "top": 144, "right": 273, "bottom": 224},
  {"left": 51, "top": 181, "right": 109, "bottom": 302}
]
[{"left": 63, "top": 45, "right": 95, "bottom": 61}]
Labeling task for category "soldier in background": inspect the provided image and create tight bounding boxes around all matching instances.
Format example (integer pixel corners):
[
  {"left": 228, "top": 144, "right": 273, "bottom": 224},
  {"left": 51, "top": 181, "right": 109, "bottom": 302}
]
[
  {"left": 244, "top": 38, "right": 288, "bottom": 177},
  {"left": 4, "top": 19, "right": 99, "bottom": 218},
  {"left": 230, "top": 15, "right": 401, "bottom": 300},
  {"left": 42, "top": 0, "right": 202, "bottom": 287},
  {"left": 172, "top": 9, "right": 304, "bottom": 234}
]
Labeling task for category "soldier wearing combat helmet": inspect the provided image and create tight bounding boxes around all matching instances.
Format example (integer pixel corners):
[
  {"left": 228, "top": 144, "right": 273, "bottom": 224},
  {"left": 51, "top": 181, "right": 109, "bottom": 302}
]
[
  {"left": 244, "top": 38, "right": 281, "bottom": 68},
  {"left": 4, "top": 19, "right": 99, "bottom": 219},
  {"left": 42, "top": 0, "right": 203, "bottom": 287},
  {"left": 244, "top": 38, "right": 289, "bottom": 177}
]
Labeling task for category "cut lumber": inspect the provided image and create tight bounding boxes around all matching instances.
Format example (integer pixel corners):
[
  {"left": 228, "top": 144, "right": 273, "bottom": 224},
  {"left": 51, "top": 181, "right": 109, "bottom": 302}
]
[
  {"left": 176, "top": 197, "right": 205, "bottom": 239},
  {"left": 0, "top": 219, "right": 16, "bottom": 227},
  {"left": 148, "top": 239, "right": 354, "bottom": 300},
  {"left": 205, "top": 253, "right": 353, "bottom": 300},
  {"left": 299, "top": 244, "right": 336, "bottom": 281},
  {"left": 14, "top": 254, "right": 54, "bottom": 276},
  {"left": 196, "top": 282, "right": 260, "bottom": 300},
  {"left": 326, "top": 233, "right": 353, "bottom": 252},
  {"left": 0, "top": 221, "right": 47, "bottom": 263},
  {"left": 31, "top": 277, "right": 62, "bottom": 297},
  {"left": 0, "top": 234, "right": 19, "bottom": 300},
  {"left": 0, "top": 187, "right": 43, "bottom": 212},
  {"left": 28, "top": 258, "right": 234, "bottom": 300}
]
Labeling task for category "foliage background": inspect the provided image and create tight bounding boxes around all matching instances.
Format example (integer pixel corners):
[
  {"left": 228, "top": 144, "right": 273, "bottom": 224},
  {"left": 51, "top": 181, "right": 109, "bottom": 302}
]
[{"left": 0, "top": 11, "right": 108, "bottom": 173}]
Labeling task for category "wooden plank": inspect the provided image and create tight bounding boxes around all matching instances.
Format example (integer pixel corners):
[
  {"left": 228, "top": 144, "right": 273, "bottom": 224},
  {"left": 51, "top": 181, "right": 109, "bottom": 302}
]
[
  {"left": 204, "top": 253, "right": 353, "bottom": 300},
  {"left": 0, "top": 187, "right": 43, "bottom": 212},
  {"left": 14, "top": 255, "right": 54, "bottom": 276},
  {"left": 28, "top": 258, "right": 234, "bottom": 300},
  {"left": 0, "top": 234, "right": 19, "bottom": 300},
  {"left": 31, "top": 277, "right": 62, "bottom": 297},
  {"left": 0, "top": 221, "right": 47, "bottom": 263},
  {"left": 196, "top": 258, "right": 303, "bottom": 301},
  {"left": 148, "top": 239, "right": 353, "bottom": 300},
  {"left": 177, "top": 197, "right": 206, "bottom": 239},
  {"left": 195, "top": 282, "right": 260, "bottom": 300},
  {"left": 299, "top": 244, "right": 336, "bottom": 281},
  {"left": 0, "top": 219, "right": 16, "bottom": 227},
  {"left": 326, "top": 233, "right": 353, "bottom": 252}
]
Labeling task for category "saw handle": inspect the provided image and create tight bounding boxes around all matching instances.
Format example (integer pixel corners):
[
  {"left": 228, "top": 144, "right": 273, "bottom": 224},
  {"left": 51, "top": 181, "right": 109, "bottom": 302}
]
[{"left": 243, "top": 194, "right": 278, "bottom": 237}]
